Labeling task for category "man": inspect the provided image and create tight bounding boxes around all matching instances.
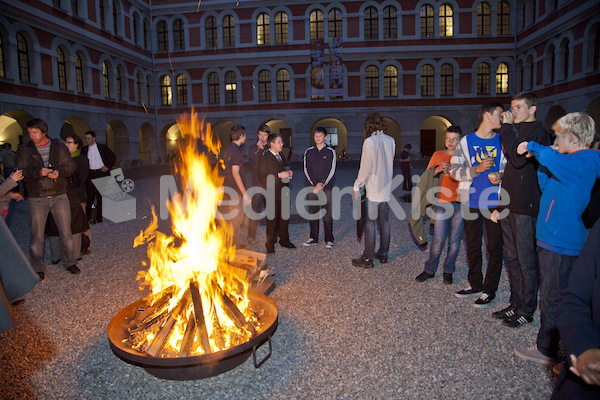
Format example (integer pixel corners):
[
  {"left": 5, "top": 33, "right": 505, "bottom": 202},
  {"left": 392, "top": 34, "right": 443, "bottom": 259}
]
[
  {"left": 491, "top": 91, "right": 551, "bottom": 328},
  {"left": 246, "top": 124, "right": 270, "bottom": 245},
  {"left": 81, "top": 130, "right": 116, "bottom": 223},
  {"left": 449, "top": 102, "right": 506, "bottom": 308},
  {"left": 352, "top": 113, "right": 395, "bottom": 268},
  {"left": 303, "top": 127, "right": 336, "bottom": 249},
  {"left": 16, "top": 118, "right": 78, "bottom": 279},
  {"left": 220, "top": 125, "right": 251, "bottom": 247},
  {"left": 0, "top": 143, "right": 17, "bottom": 179},
  {"left": 258, "top": 133, "right": 295, "bottom": 253},
  {"left": 399, "top": 144, "right": 412, "bottom": 190}
]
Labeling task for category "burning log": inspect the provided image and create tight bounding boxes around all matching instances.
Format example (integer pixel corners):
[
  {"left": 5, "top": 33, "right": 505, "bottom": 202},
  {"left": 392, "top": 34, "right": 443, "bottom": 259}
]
[
  {"left": 189, "top": 281, "right": 211, "bottom": 354},
  {"left": 215, "top": 282, "right": 256, "bottom": 336},
  {"left": 146, "top": 290, "right": 191, "bottom": 357},
  {"left": 178, "top": 317, "right": 196, "bottom": 358}
]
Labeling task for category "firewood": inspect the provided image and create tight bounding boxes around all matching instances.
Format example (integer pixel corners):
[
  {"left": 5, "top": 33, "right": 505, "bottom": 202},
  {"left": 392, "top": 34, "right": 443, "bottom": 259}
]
[
  {"left": 189, "top": 281, "right": 211, "bottom": 354},
  {"left": 214, "top": 282, "right": 256, "bottom": 336},
  {"left": 178, "top": 317, "right": 196, "bottom": 357},
  {"left": 146, "top": 291, "right": 190, "bottom": 357}
]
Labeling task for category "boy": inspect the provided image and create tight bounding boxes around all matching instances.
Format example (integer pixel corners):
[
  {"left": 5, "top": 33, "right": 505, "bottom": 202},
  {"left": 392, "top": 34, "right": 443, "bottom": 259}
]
[
  {"left": 415, "top": 126, "right": 463, "bottom": 285},
  {"left": 514, "top": 112, "right": 600, "bottom": 366}
]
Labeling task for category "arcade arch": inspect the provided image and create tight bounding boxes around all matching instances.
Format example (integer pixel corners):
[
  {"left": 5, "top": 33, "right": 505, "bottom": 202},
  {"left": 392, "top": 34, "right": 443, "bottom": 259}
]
[
  {"left": 0, "top": 110, "right": 34, "bottom": 147},
  {"left": 309, "top": 118, "right": 347, "bottom": 157},
  {"left": 139, "top": 122, "right": 157, "bottom": 164},
  {"left": 60, "top": 116, "right": 91, "bottom": 140},
  {"left": 544, "top": 105, "right": 567, "bottom": 131},
  {"left": 106, "top": 119, "right": 130, "bottom": 167},
  {"left": 265, "top": 119, "right": 293, "bottom": 160},
  {"left": 419, "top": 116, "right": 453, "bottom": 157},
  {"left": 384, "top": 117, "right": 402, "bottom": 156}
]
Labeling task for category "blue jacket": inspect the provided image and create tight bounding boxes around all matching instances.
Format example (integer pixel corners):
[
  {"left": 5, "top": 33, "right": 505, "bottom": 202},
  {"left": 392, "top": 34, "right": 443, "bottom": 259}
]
[{"left": 527, "top": 142, "right": 600, "bottom": 254}]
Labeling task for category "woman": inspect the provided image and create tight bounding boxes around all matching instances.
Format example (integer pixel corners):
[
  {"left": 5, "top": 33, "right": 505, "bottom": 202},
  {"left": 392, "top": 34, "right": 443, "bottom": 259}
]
[{"left": 45, "top": 135, "right": 90, "bottom": 264}]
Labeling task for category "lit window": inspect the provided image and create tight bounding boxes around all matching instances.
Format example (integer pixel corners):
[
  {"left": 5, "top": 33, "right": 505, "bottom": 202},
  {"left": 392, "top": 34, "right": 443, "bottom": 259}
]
[
  {"left": 223, "top": 15, "right": 235, "bottom": 47},
  {"left": 329, "top": 8, "right": 342, "bottom": 38},
  {"left": 75, "top": 53, "right": 84, "bottom": 92},
  {"left": 384, "top": 65, "right": 398, "bottom": 97},
  {"left": 275, "top": 12, "right": 288, "bottom": 44},
  {"left": 258, "top": 69, "right": 271, "bottom": 101},
  {"left": 206, "top": 17, "right": 217, "bottom": 48},
  {"left": 177, "top": 74, "right": 187, "bottom": 105},
  {"left": 496, "top": 63, "right": 508, "bottom": 94},
  {"left": 420, "top": 5, "right": 434, "bottom": 38},
  {"left": 364, "top": 7, "right": 378, "bottom": 39},
  {"left": 383, "top": 6, "right": 397, "bottom": 39},
  {"left": 310, "top": 10, "right": 324, "bottom": 40},
  {"left": 161, "top": 75, "right": 172, "bottom": 106},
  {"left": 174, "top": 19, "right": 185, "bottom": 50},
  {"left": 57, "top": 47, "right": 67, "bottom": 90},
  {"left": 102, "top": 61, "right": 110, "bottom": 98},
  {"left": 439, "top": 4, "right": 453, "bottom": 37},
  {"left": 477, "top": 2, "right": 491, "bottom": 36},
  {"left": 276, "top": 69, "right": 289, "bottom": 101},
  {"left": 365, "top": 65, "right": 379, "bottom": 98},
  {"left": 158, "top": 21, "right": 168, "bottom": 51},
  {"left": 225, "top": 71, "right": 237, "bottom": 103},
  {"left": 441, "top": 63, "right": 453, "bottom": 95},
  {"left": 421, "top": 64, "right": 434, "bottom": 96},
  {"left": 257, "top": 13, "right": 270, "bottom": 45},
  {"left": 477, "top": 62, "right": 490, "bottom": 94}
]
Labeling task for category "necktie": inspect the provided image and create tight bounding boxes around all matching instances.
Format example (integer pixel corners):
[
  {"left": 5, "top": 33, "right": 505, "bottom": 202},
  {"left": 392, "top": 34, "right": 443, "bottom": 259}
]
[{"left": 275, "top": 154, "right": 282, "bottom": 162}]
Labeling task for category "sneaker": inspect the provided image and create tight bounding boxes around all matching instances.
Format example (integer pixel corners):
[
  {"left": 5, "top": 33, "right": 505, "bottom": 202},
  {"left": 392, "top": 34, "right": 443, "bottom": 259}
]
[
  {"left": 454, "top": 287, "right": 483, "bottom": 298},
  {"left": 325, "top": 241, "right": 333, "bottom": 249},
  {"left": 303, "top": 238, "right": 317, "bottom": 247},
  {"left": 514, "top": 345, "right": 556, "bottom": 366},
  {"left": 66, "top": 265, "right": 81, "bottom": 275},
  {"left": 491, "top": 306, "right": 516, "bottom": 320},
  {"left": 473, "top": 293, "right": 496, "bottom": 308},
  {"left": 415, "top": 271, "right": 435, "bottom": 282},
  {"left": 502, "top": 315, "right": 533, "bottom": 328},
  {"left": 443, "top": 273, "right": 453, "bottom": 285},
  {"left": 376, "top": 253, "right": 388, "bottom": 263},
  {"left": 352, "top": 256, "right": 373, "bottom": 268}
]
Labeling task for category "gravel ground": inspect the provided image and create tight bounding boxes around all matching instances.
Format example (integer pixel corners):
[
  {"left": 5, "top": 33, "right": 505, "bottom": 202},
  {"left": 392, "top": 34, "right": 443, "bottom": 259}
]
[{"left": 1, "top": 163, "right": 553, "bottom": 399}]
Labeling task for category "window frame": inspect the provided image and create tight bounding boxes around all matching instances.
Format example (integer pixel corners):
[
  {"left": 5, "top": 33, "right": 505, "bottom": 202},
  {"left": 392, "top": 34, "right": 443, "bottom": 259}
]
[
  {"left": 276, "top": 68, "right": 290, "bottom": 101},
  {"left": 328, "top": 8, "right": 343, "bottom": 39},
  {"left": 176, "top": 74, "right": 187, "bottom": 105},
  {"left": 365, "top": 65, "right": 379, "bottom": 98},
  {"left": 208, "top": 72, "right": 219, "bottom": 104},
  {"left": 57, "top": 47, "right": 67, "bottom": 90},
  {"left": 17, "top": 33, "right": 30, "bottom": 82},
  {"left": 205, "top": 16, "right": 217, "bottom": 48},
  {"left": 257, "top": 12, "right": 270, "bottom": 45},
  {"left": 173, "top": 19, "right": 185, "bottom": 50},
  {"left": 157, "top": 20, "right": 168, "bottom": 51},
  {"left": 75, "top": 52, "right": 84, "bottom": 93},
  {"left": 383, "top": 5, "right": 397, "bottom": 39},
  {"left": 495, "top": 62, "right": 509, "bottom": 94},
  {"left": 364, "top": 6, "right": 378, "bottom": 40},
  {"left": 477, "top": 62, "right": 490, "bottom": 94},
  {"left": 477, "top": 2, "right": 491, "bottom": 36},
  {"left": 421, "top": 64, "right": 434, "bottom": 96},
  {"left": 223, "top": 15, "right": 235, "bottom": 47},
  {"left": 225, "top": 71, "right": 237, "bottom": 103},
  {"left": 161, "top": 75, "right": 172, "bottom": 106},
  {"left": 384, "top": 65, "right": 398, "bottom": 97},
  {"left": 258, "top": 69, "right": 271, "bottom": 102},
  {"left": 439, "top": 4, "right": 453, "bottom": 37},
  {"left": 274, "top": 11, "right": 289, "bottom": 44},
  {"left": 440, "top": 63, "right": 453, "bottom": 95},
  {"left": 310, "top": 10, "right": 324, "bottom": 40}
]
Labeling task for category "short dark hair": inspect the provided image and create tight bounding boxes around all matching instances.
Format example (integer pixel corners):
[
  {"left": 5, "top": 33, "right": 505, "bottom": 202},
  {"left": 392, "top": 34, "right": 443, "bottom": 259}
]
[
  {"left": 512, "top": 91, "right": 538, "bottom": 108},
  {"left": 363, "top": 113, "right": 387, "bottom": 138},
  {"left": 230, "top": 125, "right": 246, "bottom": 142},
  {"left": 258, "top": 124, "right": 270, "bottom": 135},
  {"left": 446, "top": 125, "right": 463, "bottom": 135},
  {"left": 404, "top": 144, "right": 412, "bottom": 150},
  {"left": 3, "top": 143, "right": 11, "bottom": 149},
  {"left": 478, "top": 102, "right": 504, "bottom": 125},
  {"left": 84, "top": 130, "right": 97, "bottom": 138},
  {"left": 266, "top": 133, "right": 282, "bottom": 149},
  {"left": 26, "top": 118, "right": 48, "bottom": 135},
  {"left": 66, "top": 135, "right": 84, "bottom": 149},
  {"left": 314, "top": 126, "right": 328, "bottom": 135}
]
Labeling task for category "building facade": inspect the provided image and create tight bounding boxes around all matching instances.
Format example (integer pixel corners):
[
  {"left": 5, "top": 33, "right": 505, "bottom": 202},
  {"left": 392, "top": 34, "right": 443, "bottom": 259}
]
[{"left": 0, "top": 0, "right": 598, "bottom": 166}]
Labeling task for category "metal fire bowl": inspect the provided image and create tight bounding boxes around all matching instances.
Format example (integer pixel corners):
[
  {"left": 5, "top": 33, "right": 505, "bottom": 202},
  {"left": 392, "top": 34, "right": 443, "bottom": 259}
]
[{"left": 107, "top": 290, "right": 278, "bottom": 380}]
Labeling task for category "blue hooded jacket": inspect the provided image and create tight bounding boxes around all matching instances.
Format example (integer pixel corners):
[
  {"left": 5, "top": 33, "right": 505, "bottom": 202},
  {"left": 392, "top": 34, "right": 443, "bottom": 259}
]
[{"left": 527, "top": 142, "right": 600, "bottom": 254}]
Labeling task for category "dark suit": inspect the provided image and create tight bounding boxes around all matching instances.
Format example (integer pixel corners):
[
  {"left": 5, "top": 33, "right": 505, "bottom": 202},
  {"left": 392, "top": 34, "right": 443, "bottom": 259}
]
[
  {"left": 258, "top": 150, "right": 291, "bottom": 251},
  {"left": 81, "top": 143, "right": 116, "bottom": 222}
]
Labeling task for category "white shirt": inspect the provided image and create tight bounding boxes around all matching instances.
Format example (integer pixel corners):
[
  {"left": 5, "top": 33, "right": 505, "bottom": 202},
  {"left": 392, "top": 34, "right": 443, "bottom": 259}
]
[
  {"left": 87, "top": 143, "right": 105, "bottom": 169},
  {"left": 353, "top": 131, "right": 396, "bottom": 202}
]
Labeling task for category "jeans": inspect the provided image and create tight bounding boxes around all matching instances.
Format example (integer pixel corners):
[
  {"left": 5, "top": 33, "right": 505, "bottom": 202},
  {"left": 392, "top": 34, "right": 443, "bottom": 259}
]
[
  {"left": 424, "top": 202, "right": 464, "bottom": 275},
  {"left": 463, "top": 207, "right": 503, "bottom": 295},
  {"left": 247, "top": 189, "right": 265, "bottom": 241},
  {"left": 500, "top": 213, "right": 539, "bottom": 317},
  {"left": 363, "top": 201, "right": 390, "bottom": 260},
  {"left": 28, "top": 194, "right": 75, "bottom": 272},
  {"left": 536, "top": 247, "right": 577, "bottom": 358},
  {"left": 307, "top": 189, "right": 334, "bottom": 243}
]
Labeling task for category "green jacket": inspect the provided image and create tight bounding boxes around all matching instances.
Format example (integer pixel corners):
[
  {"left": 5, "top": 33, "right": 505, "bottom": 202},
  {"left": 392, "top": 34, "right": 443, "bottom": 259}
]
[{"left": 409, "top": 166, "right": 440, "bottom": 246}]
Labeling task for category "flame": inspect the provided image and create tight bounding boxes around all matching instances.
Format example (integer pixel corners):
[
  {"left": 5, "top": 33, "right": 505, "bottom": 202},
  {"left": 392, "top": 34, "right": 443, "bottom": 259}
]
[{"left": 133, "top": 109, "right": 257, "bottom": 356}]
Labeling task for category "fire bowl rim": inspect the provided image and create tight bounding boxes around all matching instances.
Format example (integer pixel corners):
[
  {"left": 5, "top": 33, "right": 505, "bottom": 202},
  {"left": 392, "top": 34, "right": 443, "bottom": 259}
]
[{"left": 107, "top": 289, "right": 278, "bottom": 368}]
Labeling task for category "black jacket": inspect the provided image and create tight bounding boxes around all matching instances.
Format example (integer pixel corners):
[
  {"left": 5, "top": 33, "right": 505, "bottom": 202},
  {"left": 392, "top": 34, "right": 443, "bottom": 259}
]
[
  {"left": 303, "top": 145, "right": 336, "bottom": 189},
  {"left": 16, "top": 139, "right": 76, "bottom": 198},
  {"left": 81, "top": 143, "right": 116, "bottom": 170},
  {"left": 499, "top": 121, "right": 551, "bottom": 216},
  {"left": 258, "top": 151, "right": 289, "bottom": 200}
]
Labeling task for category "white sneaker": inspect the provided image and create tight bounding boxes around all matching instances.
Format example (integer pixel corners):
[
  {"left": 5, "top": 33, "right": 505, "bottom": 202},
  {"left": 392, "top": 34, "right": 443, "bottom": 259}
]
[
  {"left": 325, "top": 241, "right": 333, "bottom": 249},
  {"left": 303, "top": 238, "right": 317, "bottom": 247}
]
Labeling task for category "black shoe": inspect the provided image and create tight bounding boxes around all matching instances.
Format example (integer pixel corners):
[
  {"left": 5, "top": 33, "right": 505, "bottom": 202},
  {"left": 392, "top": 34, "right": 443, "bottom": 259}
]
[
  {"left": 89, "top": 219, "right": 97, "bottom": 225},
  {"left": 473, "top": 292, "right": 496, "bottom": 308},
  {"left": 96, "top": 217, "right": 103, "bottom": 223},
  {"left": 352, "top": 256, "right": 373, "bottom": 268},
  {"left": 37, "top": 271, "right": 45, "bottom": 281},
  {"left": 502, "top": 314, "right": 533, "bottom": 328},
  {"left": 266, "top": 246, "right": 275, "bottom": 254},
  {"left": 376, "top": 253, "right": 388, "bottom": 264},
  {"left": 415, "top": 271, "right": 435, "bottom": 282},
  {"left": 455, "top": 287, "right": 483, "bottom": 298},
  {"left": 280, "top": 242, "right": 296, "bottom": 249},
  {"left": 491, "top": 306, "right": 516, "bottom": 320},
  {"left": 66, "top": 265, "right": 81, "bottom": 275},
  {"left": 51, "top": 259, "right": 61, "bottom": 265},
  {"left": 443, "top": 273, "right": 453, "bottom": 285}
]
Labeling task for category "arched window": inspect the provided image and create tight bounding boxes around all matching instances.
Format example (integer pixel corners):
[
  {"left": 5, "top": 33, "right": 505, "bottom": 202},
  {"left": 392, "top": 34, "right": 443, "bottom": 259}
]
[
  {"left": 71, "top": 0, "right": 79, "bottom": 17},
  {"left": 383, "top": 6, "right": 397, "bottom": 39},
  {"left": 174, "top": 19, "right": 185, "bottom": 50},
  {"left": 206, "top": 16, "right": 217, "bottom": 48},
  {"left": 420, "top": 5, "right": 434, "bottom": 38},
  {"left": 161, "top": 75, "right": 172, "bottom": 106},
  {"left": 421, "top": 64, "right": 434, "bottom": 96},
  {"left": 157, "top": 21, "right": 168, "bottom": 51},
  {"left": 440, "top": 4, "right": 453, "bottom": 37},
  {"left": 561, "top": 39, "right": 570, "bottom": 79},
  {"left": 441, "top": 63, "right": 453, "bottom": 95},
  {"left": 17, "top": 32, "right": 30, "bottom": 82},
  {"left": 223, "top": 15, "right": 235, "bottom": 47},
  {"left": 329, "top": 8, "right": 342, "bottom": 38},
  {"left": 116, "top": 67, "right": 123, "bottom": 100},
  {"left": 57, "top": 47, "right": 67, "bottom": 90},
  {"left": 112, "top": 0, "right": 119, "bottom": 35},
  {"left": 310, "top": 10, "right": 324, "bottom": 40},
  {"left": 257, "top": 12, "right": 269, "bottom": 45},
  {"left": 208, "top": 72, "right": 219, "bottom": 104},
  {"left": 477, "top": 62, "right": 490, "bottom": 94},
  {"left": 276, "top": 69, "right": 290, "bottom": 101},
  {"left": 497, "top": 1, "right": 510, "bottom": 35},
  {"left": 477, "top": 2, "right": 491, "bottom": 36},
  {"left": 275, "top": 12, "right": 288, "bottom": 44},
  {"left": 496, "top": 63, "right": 508, "bottom": 94},
  {"left": 384, "top": 65, "right": 398, "bottom": 97},
  {"left": 364, "top": 7, "right": 378, "bottom": 39},
  {"left": 0, "top": 35, "right": 5, "bottom": 78},
  {"left": 136, "top": 72, "right": 143, "bottom": 103},
  {"left": 258, "top": 69, "right": 271, "bottom": 101},
  {"left": 99, "top": 0, "right": 106, "bottom": 29},
  {"left": 365, "top": 65, "right": 379, "bottom": 98},
  {"left": 75, "top": 52, "right": 84, "bottom": 93},
  {"left": 102, "top": 61, "right": 110, "bottom": 98},
  {"left": 133, "top": 13, "right": 139, "bottom": 45},
  {"left": 225, "top": 71, "right": 237, "bottom": 103},
  {"left": 143, "top": 19, "right": 149, "bottom": 49},
  {"left": 177, "top": 74, "right": 187, "bottom": 105}
]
